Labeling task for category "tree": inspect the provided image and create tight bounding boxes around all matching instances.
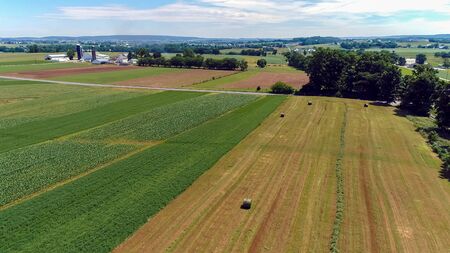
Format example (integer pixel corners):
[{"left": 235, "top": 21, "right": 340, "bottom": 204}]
[
  {"left": 127, "top": 51, "right": 133, "bottom": 61},
  {"left": 183, "top": 48, "right": 195, "bottom": 58},
  {"left": 66, "top": 49, "right": 75, "bottom": 60},
  {"left": 443, "top": 58, "right": 450, "bottom": 69},
  {"left": 284, "top": 51, "right": 309, "bottom": 70},
  {"left": 153, "top": 52, "right": 162, "bottom": 58},
  {"left": 239, "top": 60, "right": 248, "bottom": 71},
  {"left": 398, "top": 56, "right": 406, "bottom": 66},
  {"left": 436, "top": 84, "right": 450, "bottom": 129},
  {"left": 270, "top": 81, "right": 294, "bottom": 94},
  {"left": 400, "top": 65, "right": 440, "bottom": 115},
  {"left": 136, "top": 48, "right": 150, "bottom": 58},
  {"left": 416, "top": 54, "right": 427, "bottom": 64},
  {"left": 257, "top": 59, "right": 267, "bottom": 68},
  {"left": 170, "top": 55, "right": 185, "bottom": 68}
]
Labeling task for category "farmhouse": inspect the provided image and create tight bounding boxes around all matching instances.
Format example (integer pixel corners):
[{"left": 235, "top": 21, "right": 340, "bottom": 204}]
[{"left": 405, "top": 58, "right": 416, "bottom": 68}]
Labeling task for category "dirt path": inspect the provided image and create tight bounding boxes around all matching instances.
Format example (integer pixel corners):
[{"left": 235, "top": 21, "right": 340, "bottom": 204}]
[
  {"left": 340, "top": 102, "right": 450, "bottom": 252},
  {"left": 114, "top": 97, "right": 344, "bottom": 253}
]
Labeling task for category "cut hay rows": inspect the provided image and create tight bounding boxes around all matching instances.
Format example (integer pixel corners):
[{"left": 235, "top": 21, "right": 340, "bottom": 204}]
[{"left": 330, "top": 104, "right": 348, "bottom": 253}]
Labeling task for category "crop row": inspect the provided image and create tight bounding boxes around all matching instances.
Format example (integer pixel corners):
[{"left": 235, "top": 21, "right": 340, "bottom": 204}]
[
  {"left": 0, "top": 81, "right": 144, "bottom": 129},
  {"left": 75, "top": 93, "right": 258, "bottom": 141},
  {"left": 0, "top": 96, "right": 285, "bottom": 253},
  {"left": 0, "top": 91, "right": 202, "bottom": 153}
]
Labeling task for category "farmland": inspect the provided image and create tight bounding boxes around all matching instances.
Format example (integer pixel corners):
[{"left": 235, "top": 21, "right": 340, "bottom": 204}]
[
  {"left": 0, "top": 91, "right": 283, "bottom": 252},
  {"left": 0, "top": 48, "right": 449, "bottom": 253},
  {"left": 115, "top": 97, "right": 450, "bottom": 253}
]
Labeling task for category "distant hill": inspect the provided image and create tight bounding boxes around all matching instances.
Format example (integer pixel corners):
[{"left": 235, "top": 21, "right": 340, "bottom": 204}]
[{"left": 0, "top": 35, "right": 207, "bottom": 43}]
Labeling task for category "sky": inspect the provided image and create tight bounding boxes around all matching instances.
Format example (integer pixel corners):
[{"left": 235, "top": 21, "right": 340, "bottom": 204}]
[{"left": 1, "top": 0, "right": 450, "bottom": 38}]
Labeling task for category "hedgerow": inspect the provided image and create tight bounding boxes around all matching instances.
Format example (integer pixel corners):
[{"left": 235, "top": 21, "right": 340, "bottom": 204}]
[{"left": 0, "top": 96, "right": 285, "bottom": 253}]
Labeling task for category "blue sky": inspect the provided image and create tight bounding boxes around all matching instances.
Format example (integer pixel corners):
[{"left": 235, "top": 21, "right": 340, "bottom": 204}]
[{"left": 1, "top": 0, "right": 449, "bottom": 38}]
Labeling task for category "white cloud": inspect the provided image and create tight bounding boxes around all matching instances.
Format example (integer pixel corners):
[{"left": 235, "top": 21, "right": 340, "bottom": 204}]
[{"left": 40, "top": 0, "right": 450, "bottom": 36}]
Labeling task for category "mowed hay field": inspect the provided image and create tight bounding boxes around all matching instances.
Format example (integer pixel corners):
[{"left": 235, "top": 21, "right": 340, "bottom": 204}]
[{"left": 115, "top": 97, "right": 450, "bottom": 253}]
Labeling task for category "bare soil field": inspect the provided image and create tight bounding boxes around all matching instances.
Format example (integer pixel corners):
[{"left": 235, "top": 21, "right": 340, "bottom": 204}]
[
  {"left": 220, "top": 72, "right": 309, "bottom": 89},
  {"left": 3, "top": 65, "right": 135, "bottom": 79},
  {"left": 114, "top": 97, "right": 343, "bottom": 253},
  {"left": 114, "top": 97, "right": 450, "bottom": 253},
  {"left": 116, "top": 69, "right": 236, "bottom": 88}
]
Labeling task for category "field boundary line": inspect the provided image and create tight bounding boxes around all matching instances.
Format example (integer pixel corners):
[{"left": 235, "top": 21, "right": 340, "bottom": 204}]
[
  {"left": 0, "top": 141, "right": 161, "bottom": 211},
  {"left": 330, "top": 103, "right": 348, "bottom": 253},
  {"left": 0, "top": 75, "right": 279, "bottom": 96}
]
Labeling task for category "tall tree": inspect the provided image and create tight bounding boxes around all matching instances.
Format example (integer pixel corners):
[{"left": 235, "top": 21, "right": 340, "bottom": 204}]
[
  {"left": 400, "top": 65, "right": 440, "bottom": 115},
  {"left": 436, "top": 84, "right": 450, "bottom": 129},
  {"left": 416, "top": 53, "right": 427, "bottom": 64},
  {"left": 66, "top": 49, "right": 75, "bottom": 60},
  {"left": 257, "top": 59, "right": 267, "bottom": 68}
]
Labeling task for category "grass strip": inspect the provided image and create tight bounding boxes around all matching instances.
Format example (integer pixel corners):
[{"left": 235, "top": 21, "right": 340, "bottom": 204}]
[
  {"left": 0, "top": 95, "right": 284, "bottom": 253},
  {"left": 330, "top": 104, "right": 348, "bottom": 253},
  {"left": 0, "top": 91, "right": 203, "bottom": 153}
]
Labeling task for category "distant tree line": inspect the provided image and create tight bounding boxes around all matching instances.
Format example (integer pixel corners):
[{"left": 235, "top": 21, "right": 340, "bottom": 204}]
[
  {"left": 340, "top": 40, "right": 398, "bottom": 49},
  {"left": 136, "top": 48, "right": 247, "bottom": 71},
  {"left": 435, "top": 52, "right": 450, "bottom": 58},
  {"left": 0, "top": 46, "right": 26, "bottom": 52},
  {"left": 291, "top": 36, "right": 341, "bottom": 45}
]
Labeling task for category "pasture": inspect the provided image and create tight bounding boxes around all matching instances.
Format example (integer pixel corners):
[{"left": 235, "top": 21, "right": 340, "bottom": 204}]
[{"left": 0, "top": 53, "right": 47, "bottom": 65}]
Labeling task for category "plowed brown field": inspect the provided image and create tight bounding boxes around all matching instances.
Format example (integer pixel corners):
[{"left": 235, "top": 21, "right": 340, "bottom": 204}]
[
  {"left": 221, "top": 72, "right": 309, "bottom": 89},
  {"left": 116, "top": 69, "right": 236, "bottom": 88},
  {"left": 114, "top": 97, "right": 450, "bottom": 253},
  {"left": 3, "top": 65, "right": 135, "bottom": 78}
]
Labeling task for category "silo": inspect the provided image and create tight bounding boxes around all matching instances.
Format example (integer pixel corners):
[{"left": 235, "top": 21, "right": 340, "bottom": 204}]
[
  {"left": 92, "top": 46, "right": 97, "bottom": 62},
  {"left": 76, "top": 44, "right": 82, "bottom": 60}
]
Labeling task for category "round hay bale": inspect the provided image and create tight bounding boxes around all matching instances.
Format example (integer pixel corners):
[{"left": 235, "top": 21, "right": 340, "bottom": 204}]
[
  {"left": 280, "top": 113, "right": 285, "bottom": 118},
  {"left": 308, "top": 101, "right": 313, "bottom": 105},
  {"left": 241, "top": 198, "right": 252, "bottom": 210},
  {"left": 364, "top": 103, "right": 369, "bottom": 107}
]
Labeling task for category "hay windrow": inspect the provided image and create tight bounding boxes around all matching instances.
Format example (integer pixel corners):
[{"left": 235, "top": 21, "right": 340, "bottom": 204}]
[{"left": 330, "top": 103, "right": 348, "bottom": 253}]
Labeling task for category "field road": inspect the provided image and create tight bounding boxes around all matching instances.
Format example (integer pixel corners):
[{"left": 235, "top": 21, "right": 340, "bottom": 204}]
[
  {"left": 114, "top": 97, "right": 450, "bottom": 252},
  {"left": 114, "top": 96, "right": 345, "bottom": 252},
  {"left": 0, "top": 75, "right": 276, "bottom": 96}
]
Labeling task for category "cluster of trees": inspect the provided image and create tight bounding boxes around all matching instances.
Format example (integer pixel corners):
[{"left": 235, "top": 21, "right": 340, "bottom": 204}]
[
  {"left": 418, "top": 43, "right": 449, "bottom": 49},
  {"left": 256, "top": 59, "right": 267, "bottom": 68},
  {"left": 291, "top": 36, "right": 341, "bottom": 45},
  {"left": 287, "top": 48, "right": 448, "bottom": 117},
  {"left": 0, "top": 46, "right": 26, "bottom": 52},
  {"left": 240, "top": 49, "right": 267, "bottom": 56},
  {"left": 136, "top": 48, "right": 247, "bottom": 71},
  {"left": 340, "top": 40, "right": 398, "bottom": 49},
  {"left": 435, "top": 52, "right": 450, "bottom": 58}
]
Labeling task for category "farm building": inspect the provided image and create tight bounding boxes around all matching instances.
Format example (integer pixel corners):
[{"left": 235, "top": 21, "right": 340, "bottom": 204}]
[
  {"left": 44, "top": 54, "right": 69, "bottom": 62},
  {"left": 405, "top": 58, "right": 417, "bottom": 67}
]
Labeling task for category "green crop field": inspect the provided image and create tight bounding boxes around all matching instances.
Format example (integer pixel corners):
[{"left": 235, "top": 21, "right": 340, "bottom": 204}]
[
  {"left": 51, "top": 67, "right": 182, "bottom": 83},
  {"left": 0, "top": 62, "right": 91, "bottom": 74},
  {"left": 0, "top": 53, "right": 48, "bottom": 65},
  {"left": 0, "top": 91, "right": 284, "bottom": 252}
]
